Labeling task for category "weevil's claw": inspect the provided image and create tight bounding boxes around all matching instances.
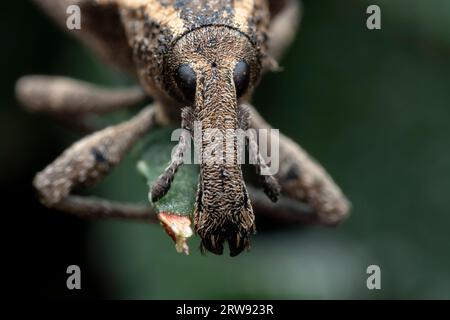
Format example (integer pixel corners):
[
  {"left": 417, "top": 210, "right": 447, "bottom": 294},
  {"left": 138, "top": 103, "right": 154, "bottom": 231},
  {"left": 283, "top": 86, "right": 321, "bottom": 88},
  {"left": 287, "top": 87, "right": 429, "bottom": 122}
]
[
  {"left": 200, "top": 234, "right": 248, "bottom": 257},
  {"left": 227, "top": 233, "right": 251, "bottom": 257},
  {"left": 200, "top": 234, "right": 224, "bottom": 255},
  {"left": 261, "top": 175, "right": 281, "bottom": 202},
  {"left": 197, "top": 221, "right": 254, "bottom": 257},
  {"left": 151, "top": 179, "right": 169, "bottom": 203},
  {"left": 151, "top": 168, "right": 176, "bottom": 202}
]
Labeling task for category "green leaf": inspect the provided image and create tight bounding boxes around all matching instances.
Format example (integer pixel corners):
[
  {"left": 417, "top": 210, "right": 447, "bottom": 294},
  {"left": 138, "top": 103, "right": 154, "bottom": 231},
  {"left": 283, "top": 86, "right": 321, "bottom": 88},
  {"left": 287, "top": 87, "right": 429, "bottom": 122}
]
[
  {"left": 137, "top": 127, "right": 199, "bottom": 215},
  {"left": 136, "top": 126, "right": 198, "bottom": 254}
]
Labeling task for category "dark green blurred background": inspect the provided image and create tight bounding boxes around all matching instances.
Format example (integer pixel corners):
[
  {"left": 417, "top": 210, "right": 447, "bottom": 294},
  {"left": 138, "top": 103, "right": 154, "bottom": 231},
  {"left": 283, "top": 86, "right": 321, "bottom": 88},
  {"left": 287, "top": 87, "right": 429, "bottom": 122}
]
[{"left": 2, "top": 0, "right": 450, "bottom": 299}]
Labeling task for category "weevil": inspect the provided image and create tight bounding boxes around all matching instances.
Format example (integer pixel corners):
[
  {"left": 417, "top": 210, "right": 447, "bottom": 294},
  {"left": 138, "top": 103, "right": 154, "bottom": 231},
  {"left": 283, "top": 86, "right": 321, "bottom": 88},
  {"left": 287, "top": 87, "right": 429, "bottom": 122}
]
[{"left": 16, "top": 0, "right": 350, "bottom": 256}]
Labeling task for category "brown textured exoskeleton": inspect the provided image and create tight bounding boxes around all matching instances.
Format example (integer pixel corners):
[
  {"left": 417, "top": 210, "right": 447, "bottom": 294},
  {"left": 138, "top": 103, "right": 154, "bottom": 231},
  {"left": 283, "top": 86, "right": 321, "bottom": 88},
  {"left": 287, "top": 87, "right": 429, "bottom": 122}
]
[{"left": 16, "top": 0, "right": 350, "bottom": 256}]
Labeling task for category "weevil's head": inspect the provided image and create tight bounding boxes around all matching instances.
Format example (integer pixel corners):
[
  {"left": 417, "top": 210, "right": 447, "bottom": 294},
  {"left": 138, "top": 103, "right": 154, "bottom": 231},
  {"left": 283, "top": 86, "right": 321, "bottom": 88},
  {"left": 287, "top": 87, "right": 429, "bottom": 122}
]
[
  {"left": 121, "top": 0, "right": 271, "bottom": 117},
  {"left": 165, "top": 26, "right": 263, "bottom": 109}
]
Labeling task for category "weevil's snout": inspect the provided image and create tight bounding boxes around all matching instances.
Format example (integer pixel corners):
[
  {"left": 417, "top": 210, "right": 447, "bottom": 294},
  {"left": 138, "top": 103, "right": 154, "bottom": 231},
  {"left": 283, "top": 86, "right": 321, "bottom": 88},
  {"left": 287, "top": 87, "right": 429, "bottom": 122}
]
[{"left": 168, "top": 26, "right": 260, "bottom": 256}]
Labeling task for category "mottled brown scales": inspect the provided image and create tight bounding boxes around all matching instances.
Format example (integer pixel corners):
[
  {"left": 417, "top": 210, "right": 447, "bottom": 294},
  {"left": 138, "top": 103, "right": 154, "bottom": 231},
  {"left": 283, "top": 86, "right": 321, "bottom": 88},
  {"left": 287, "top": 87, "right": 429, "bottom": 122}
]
[{"left": 16, "top": 0, "right": 350, "bottom": 256}]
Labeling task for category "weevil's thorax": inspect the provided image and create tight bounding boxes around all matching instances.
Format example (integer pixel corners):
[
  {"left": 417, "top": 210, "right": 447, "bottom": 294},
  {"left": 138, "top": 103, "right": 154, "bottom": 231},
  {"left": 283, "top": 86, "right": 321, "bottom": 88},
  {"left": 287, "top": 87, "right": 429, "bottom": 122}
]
[{"left": 119, "top": 0, "right": 270, "bottom": 112}]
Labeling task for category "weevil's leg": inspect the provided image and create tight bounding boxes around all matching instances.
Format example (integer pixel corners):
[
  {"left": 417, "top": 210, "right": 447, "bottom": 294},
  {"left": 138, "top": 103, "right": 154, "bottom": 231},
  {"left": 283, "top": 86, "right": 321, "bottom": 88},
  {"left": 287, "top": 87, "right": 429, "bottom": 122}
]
[
  {"left": 34, "top": 105, "right": 156, "bottom": 207},
  {"left": 248, "top": 187, "right": 315, "bottom": 224},
  {"left": 238, "top": 106, "right": 281, "bottom": 202},
  {"left": 247, "top": 130, "right": 281, "bottom": 202},
  {"left": 54, "top": 195, "right": 157, "bottom": 223},
  {"left": 267, "top": 0, "right": 302, "bottom": 64},
  {"left": 16, "top": 76, "right": 147, "bottom": 115},
  {"left": 245, "top": 103, "right": 350, "bottom": 226},
  {"left": 151, "top": 107, "right": 194, "bottom": 202}
]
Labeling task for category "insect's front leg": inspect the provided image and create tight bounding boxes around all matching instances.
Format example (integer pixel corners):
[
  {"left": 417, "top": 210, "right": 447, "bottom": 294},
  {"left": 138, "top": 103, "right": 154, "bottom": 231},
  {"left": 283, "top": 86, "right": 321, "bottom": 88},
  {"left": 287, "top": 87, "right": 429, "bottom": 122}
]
[
  {"left": 238, "top": 105, "right": 281, "bottom": 202},
  {"left": 151, "top": 107, "right": 194, "bottom": 202},
  {"left": 34, "top": 105, "right": 156, "bottom": 209},
  {"left": 246, "top": 104, "right": 350, "bottom": 225}
]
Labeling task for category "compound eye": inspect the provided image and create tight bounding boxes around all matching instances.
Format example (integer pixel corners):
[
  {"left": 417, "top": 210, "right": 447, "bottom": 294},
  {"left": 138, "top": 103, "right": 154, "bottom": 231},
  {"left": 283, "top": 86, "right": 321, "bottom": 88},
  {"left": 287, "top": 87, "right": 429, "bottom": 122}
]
[
  {"left": 233, "top": 60, "right": 250, "bottom": 99},
  {"left": 175, "top": 64, "right": 197, "bottom": 102}
]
